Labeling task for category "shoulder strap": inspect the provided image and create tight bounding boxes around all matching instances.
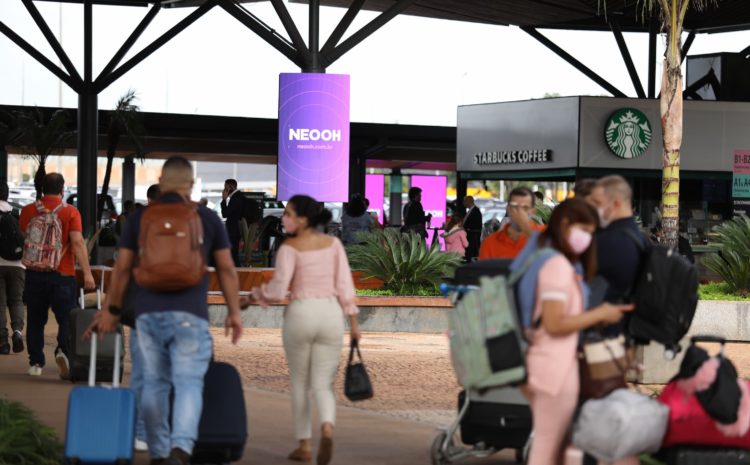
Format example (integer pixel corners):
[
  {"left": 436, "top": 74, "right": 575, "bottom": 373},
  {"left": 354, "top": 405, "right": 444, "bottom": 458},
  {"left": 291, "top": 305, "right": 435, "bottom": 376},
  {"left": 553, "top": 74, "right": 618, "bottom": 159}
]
[
  {"left": 621, "top": 227, "right": 647, "bottom": 252},
  {"left": 508, "top": 247, "right": 557, "bottom": 285}
]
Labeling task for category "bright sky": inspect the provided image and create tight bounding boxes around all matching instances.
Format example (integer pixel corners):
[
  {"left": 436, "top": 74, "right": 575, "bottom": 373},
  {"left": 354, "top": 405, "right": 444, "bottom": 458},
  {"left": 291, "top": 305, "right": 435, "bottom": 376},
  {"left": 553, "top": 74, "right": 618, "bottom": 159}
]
[{"left": 1, "top": 2, "right": 749, "bottom": 127}]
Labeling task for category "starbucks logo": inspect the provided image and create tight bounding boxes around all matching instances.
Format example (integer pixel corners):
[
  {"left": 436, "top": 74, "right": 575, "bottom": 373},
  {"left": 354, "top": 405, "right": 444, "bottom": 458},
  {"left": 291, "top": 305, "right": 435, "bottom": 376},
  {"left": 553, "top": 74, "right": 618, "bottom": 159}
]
[{"left": 605, "top": 108, "right": 652, "bottom": 159}]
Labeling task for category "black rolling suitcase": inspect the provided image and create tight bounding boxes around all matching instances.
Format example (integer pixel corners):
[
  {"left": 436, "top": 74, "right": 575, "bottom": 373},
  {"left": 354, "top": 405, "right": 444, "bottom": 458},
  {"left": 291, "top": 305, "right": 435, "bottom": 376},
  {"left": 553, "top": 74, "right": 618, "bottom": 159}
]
[
  {"left": 458, "top": 388, "right": 531, "bottom": 452},
  {"left": 666, "top": 447, "right": 750, "bottom": 464},
  {"left": 191, "top": 361, "right": 247, "bottom": 464},
  {"left": 68, "top": 289, "right": 124, "bottom": 383},
  {"left": 452, "top": 259, "right": 513, "bottom": 285}
]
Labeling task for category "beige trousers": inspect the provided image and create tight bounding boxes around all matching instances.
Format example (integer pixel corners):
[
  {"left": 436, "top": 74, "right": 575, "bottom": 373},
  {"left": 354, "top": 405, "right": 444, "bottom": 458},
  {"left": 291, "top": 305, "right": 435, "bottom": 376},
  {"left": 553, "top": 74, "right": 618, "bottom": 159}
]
[{"left": 282, "top": 297, "right": 345, "bottom": 440}]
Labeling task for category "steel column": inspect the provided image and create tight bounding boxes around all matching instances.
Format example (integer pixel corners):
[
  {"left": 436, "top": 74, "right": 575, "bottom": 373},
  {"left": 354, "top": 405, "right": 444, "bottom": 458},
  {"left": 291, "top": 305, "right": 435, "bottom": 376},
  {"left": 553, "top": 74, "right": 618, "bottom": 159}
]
[
  {"left": 648, "top": 18, "right": 657, "bottom": 99},
  {"left": 349, "top": 150, "right": 365, "bottom": 199},
  {"left": 308, "top": 0, "right": 322, "bottom": 72},
  {"left": 389, "top": 169, "right": 403, "bottom": 227},
  {"left": 456, "top": 177, "right": 467, "bottom": 217},
  {"left": 521, "top": 27, "right": 627, "bottom": 98},
  {"left": 78, "top": 0, "right": 97, "bottom": 237},
  {"left": 122, "top": 156, "right": 135, "bottom": 203},
  {"left": 0, "top": 151, "right": 7, "bottom": 183},
  {"left": 610, "top": 17, "right": 645, "bottom": 98}
]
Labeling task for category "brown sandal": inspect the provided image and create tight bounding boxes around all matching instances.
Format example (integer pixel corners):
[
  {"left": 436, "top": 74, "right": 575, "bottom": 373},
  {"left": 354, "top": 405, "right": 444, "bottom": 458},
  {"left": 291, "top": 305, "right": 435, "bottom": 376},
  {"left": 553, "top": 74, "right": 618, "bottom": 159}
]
[
  {"left": 317, "top": 437, "right": 333, "bottom": 465},
  {"left": 288, "top": 448, "right": 312, "bottom": 462}
]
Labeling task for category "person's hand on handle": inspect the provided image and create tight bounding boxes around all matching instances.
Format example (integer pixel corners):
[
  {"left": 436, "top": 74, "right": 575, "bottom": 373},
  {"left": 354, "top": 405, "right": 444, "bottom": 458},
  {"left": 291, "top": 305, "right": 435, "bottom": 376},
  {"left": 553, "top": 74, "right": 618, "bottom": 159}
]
[
  {"left": 595, "top": 302, "right": 635, "bottom": 325},
  {"left": 83, "top": 272, "right": 96, "bottom": 292},
  {"left": 82, "top": 310, "right": 102, "bottom": 341},
  {"left": 95, "top": 301, "right": 120, "bottom": 336},
  {"left": 225, "top": 312, "right": 243, "bottom": 345}
]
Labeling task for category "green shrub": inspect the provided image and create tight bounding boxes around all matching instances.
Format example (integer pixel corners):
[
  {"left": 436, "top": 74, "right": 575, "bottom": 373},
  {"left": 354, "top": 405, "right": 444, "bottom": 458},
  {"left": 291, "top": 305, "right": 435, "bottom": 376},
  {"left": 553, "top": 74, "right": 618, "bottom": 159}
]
[
  {"left": 356, "top": 287, "right": 441, "bottom": 297},
  {"left": 699, "top": 282, "right": 750, "bottom": 301},
  {"left": 0, "top": 398, "right": 63, "bottom": 465},
  {"left": 702, "top": 215, "right": 750, "bottom": 296},
  {"left": 347, "top": 229, "right": 462, "bottom": 295}
]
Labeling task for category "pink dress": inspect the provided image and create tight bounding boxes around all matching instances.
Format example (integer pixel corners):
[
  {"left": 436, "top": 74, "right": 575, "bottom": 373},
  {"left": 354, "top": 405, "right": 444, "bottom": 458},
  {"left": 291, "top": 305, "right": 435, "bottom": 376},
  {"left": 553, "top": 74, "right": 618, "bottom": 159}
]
[
  {"left": 443, "top": 228, "right": 468, "bottom": 255},
  {"left": 253, "top": 239, "right": 359, "bottom": 315},
  {"left": 525, "top": 254, "right": 583, "bottom": 465}
]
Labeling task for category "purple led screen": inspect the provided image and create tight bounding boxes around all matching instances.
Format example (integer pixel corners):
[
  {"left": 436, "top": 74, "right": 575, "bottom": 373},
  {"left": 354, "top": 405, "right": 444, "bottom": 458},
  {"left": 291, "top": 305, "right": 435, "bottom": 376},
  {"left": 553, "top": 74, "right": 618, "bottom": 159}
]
[
  {"left": 365, "top": 174, "right": 385, "bottom": 224},
  {"left": 277, "top": 73, "right": 350, "bottom": 202},
  {"left": 411, "top": 175, "right": 447, "bottom": 250}
]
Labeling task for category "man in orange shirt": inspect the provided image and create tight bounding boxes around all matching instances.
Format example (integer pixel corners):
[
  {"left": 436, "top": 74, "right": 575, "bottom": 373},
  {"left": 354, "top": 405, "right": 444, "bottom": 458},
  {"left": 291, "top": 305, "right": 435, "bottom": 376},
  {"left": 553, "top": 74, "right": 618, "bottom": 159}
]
[
  {"left": 20, "top": 173, "right": 95, "bottom": 379},
  {"left": 479, "top": 187, "right": 545, "bottom": 260}
]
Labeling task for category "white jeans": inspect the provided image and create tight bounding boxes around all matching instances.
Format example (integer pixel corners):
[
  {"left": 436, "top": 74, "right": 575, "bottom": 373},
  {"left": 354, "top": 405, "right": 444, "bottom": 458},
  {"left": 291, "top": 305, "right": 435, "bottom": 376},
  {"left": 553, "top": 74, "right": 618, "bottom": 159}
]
[{"left": 282, "top": 297, "right": 345, "bottom": 440}]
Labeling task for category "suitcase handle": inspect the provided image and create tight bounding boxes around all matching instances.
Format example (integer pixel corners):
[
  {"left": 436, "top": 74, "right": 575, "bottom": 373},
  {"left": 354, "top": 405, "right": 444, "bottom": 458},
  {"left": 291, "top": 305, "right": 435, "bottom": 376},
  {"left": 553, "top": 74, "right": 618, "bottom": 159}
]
[
  {"left": 79, "top": 288, "right": 103, "bottom": 310},
  {"left": 690, "top": 335, "right": 726, "bottom": 346},
  {"left": 88, "top": 329, "right": 122, "bottom": 388}
]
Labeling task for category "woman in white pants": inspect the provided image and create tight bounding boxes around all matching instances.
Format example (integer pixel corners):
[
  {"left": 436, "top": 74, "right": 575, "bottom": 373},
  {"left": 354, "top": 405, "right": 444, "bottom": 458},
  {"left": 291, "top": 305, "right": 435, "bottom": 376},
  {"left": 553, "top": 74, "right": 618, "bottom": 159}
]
[{"left": 249, "top": 195, "right": 361, "bottom": 465}]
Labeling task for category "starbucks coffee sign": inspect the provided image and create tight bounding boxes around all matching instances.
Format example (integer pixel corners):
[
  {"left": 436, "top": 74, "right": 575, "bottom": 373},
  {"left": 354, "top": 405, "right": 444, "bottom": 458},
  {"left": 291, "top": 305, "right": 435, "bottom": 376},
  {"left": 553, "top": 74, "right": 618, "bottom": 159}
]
[{"left": 605, "top": 108, "right": 652, "bottom": 159}]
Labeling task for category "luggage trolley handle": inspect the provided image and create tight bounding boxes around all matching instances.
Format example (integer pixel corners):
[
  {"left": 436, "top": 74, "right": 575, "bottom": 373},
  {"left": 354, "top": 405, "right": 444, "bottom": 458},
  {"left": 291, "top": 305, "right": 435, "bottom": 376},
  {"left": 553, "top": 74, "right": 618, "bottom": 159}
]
[
  {"left": 690, "top": 334, "right": 727, "bottom": 356},
  {"left": 88, "top": 330, "right": 122, "bottom": 388}
]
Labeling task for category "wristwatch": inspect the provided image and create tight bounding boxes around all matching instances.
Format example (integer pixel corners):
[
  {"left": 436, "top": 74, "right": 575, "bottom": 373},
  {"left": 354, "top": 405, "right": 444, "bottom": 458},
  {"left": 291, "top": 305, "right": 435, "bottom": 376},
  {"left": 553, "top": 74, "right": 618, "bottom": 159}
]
[{"left": 108, "top": 305, "right": 122, "bottom": 316}]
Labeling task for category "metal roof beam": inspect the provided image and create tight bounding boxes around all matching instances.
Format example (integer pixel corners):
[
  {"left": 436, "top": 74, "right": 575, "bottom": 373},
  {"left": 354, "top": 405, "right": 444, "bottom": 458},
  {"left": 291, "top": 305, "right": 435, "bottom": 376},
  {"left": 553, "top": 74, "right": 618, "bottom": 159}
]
[
  {"left": 0, "top": 20, "right": 80, "bottom": 92},
  {"left": 610, "top": 16, "right": 646, "bottom": 98},
  {"left": 96, "top": 2, "right": 160, "bottom": 84},
  {"left": 96, "top": 0, "right": 216, "bottom": 92},
  {"left": 742, "top": 44, "right": 750, "bottom": 58},
  {"left": 322, "top": 0, "right": 417, "bottom": 69},
  {"left": 320, "top": 0, "right": 365, "bottom": 57},
  {"left": 521, "top": 26, "right": 627, "bottom": 98},
  {"left": 648, "top": 18, "right": 657, "bottom": 98},
  {"left": 681, "top": 31, "right": 696, "bottom": 63},
  {"left": 22, "top": 0, "right": 83, "bottom": 85},
  {"left": 270, "top": 0, "right": 310, "bottom": 66},
  {"left": 219, "top": 0, "right": 302, "bottom": 67}
]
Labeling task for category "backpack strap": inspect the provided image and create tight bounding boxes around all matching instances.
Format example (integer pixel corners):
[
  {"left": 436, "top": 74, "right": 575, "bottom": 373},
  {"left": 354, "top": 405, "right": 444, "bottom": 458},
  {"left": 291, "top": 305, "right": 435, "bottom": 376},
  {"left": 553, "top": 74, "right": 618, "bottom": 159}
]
[
  {"left": 508, "top": 247, "right": 556, "bottom": 286},
  {"left": 621, "top": 227, "right": 648, "bottom": 252}
]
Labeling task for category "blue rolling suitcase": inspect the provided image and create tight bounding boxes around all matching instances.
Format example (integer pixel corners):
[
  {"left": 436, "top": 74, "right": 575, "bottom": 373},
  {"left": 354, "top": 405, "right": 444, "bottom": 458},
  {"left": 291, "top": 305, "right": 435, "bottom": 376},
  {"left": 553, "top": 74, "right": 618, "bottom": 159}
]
[{"left": 65, "top": 331, "right": 135, "bottom": 465}]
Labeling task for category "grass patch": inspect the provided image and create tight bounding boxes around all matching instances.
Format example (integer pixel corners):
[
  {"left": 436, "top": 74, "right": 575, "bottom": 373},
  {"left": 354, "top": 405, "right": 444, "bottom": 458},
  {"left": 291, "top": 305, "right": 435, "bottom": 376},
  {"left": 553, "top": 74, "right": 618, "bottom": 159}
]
[
  {"left": 699, "top": 282, "right": 750, "bottom": 301},
  {"left": 0, "top": 398, "right": 63, "bottom": 465},
  {"left": 356, "top": 288, "right": 442, "bottom": 297}
]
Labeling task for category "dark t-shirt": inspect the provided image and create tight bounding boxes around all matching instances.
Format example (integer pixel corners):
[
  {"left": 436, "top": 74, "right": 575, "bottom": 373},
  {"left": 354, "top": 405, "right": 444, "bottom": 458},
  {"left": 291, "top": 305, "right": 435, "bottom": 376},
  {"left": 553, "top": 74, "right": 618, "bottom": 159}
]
[{"left": 118, "top": 193, "right": 230, "bottom": 320}]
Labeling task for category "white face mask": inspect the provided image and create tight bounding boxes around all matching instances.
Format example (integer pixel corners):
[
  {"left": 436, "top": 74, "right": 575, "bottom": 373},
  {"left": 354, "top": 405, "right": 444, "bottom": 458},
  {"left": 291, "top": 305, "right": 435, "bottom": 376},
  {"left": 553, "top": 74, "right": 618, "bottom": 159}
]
[
  {"left": 597, "top": 205, "right": 611, "bottom": 228},
  {"left": 567, "top": 226, "right": 593, "bottom": 255}
]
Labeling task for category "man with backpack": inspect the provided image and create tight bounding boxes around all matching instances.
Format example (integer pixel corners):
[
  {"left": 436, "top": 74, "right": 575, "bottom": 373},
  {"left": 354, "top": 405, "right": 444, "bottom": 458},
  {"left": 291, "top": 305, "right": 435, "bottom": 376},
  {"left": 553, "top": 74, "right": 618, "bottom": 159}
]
[
  {"left": 95, "top": 156, "right": 242, "bottom": 465},
  {"left": 19, "top": 173, "right": 96, "bottom": 378},
  {"left": 0, "top": 181, "right": 25, "bottom": 355}
]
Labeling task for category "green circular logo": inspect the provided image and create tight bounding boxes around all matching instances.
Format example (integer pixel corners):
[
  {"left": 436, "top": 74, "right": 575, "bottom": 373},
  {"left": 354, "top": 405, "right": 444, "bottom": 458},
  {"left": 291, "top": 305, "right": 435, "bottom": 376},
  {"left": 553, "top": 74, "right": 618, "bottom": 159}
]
[{"left": 605, "top": 108, "right": 652, "bottom": 159}]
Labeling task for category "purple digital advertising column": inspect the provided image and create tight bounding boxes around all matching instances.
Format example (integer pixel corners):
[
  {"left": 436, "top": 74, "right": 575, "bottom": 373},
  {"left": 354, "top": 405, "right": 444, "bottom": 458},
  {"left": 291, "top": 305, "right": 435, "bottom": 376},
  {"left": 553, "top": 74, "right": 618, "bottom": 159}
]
[
  {"left": 411, "top": 175, "right": 447, "bottom": 250},
  {"left": 277, "top": 73, "right": 350, "bottom": 202},
  {"left": 365, "top": 174, "right": 385, "bottom": 224}
]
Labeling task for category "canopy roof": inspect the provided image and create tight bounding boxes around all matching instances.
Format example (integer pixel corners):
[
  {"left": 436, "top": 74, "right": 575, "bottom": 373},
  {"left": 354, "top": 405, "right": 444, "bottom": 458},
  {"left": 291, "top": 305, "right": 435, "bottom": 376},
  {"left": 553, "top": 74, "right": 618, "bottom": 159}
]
[
  {"left": 290, "top": 0, "right": 750, "bottom": 33},
  {"left": 35, "top": 0, "right": 260, "bottom": 8}
]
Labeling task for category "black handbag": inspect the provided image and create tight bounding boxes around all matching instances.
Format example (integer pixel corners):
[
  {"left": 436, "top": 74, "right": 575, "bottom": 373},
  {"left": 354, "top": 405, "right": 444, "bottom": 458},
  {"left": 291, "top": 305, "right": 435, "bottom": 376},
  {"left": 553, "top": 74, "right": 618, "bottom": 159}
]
[{"left": 344, "top": 340, "right": 373, "bottom": 402}]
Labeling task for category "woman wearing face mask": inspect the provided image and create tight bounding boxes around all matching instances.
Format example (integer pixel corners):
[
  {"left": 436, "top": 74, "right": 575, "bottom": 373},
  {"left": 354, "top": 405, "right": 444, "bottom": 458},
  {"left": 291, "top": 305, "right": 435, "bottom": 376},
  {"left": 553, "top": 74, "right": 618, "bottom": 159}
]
[
  {"left": 248, "top": 195, "right": 361, "bottom": 465},
  {"left": 523, "top": 198, "right": 633, "bottom": 465}
]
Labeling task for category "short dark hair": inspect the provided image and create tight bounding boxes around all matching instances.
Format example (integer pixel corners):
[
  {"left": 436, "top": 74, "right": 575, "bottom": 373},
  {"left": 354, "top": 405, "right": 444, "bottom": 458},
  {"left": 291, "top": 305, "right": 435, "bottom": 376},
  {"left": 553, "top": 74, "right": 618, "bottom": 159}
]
[
  {"left": 534, "top": 191, "right": 544, "bottom": 202},
  {"left": 408, "top": 187, "right": 422, "bottom": 200},
  {"left": 146, "top": 184, "right": 160, "bottom": 201},
  {"left": 507, "top": 186, "right": 534, "bottom": 203},
  {"left": 573, "top": 178, "right": 597, "bottom": 199},
  {"left": 43, "top": 173, "right": 65, "bottom": 195},
  {"left": 0, "top": 181, "right": 8, "bottom": 201},
  {"left": 225, "top": 179, "right": 238, "bottom": 190},
  {"left": 346, "top": 194, "right": 367, "bottom": 217}
]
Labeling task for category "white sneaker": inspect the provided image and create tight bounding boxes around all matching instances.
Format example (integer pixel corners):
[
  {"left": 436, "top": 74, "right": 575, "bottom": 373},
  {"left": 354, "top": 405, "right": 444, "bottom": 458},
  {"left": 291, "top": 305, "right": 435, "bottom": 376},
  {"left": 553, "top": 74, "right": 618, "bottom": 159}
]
[
  {"left": 134, "top": 439, "right": 149, "bottom": 452},
  {"left": 28, "top": 364, "right": 42, "bottom": 376},
  {"left": 55, "top": 349, "right": 70, "bottom": 380}
]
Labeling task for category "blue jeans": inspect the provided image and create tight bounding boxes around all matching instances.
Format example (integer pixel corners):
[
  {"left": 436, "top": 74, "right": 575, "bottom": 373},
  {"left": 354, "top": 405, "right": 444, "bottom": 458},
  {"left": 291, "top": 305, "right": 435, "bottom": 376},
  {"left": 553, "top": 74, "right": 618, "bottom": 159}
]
[
  {"left": 23, "top": 270, "right": 76, "bottom": 367},
  {"left": 129, "top": 328, "right": 147, "bottom": 442},
  {"left": 136, "top": 311, "right": 212, "bottom": 459}
]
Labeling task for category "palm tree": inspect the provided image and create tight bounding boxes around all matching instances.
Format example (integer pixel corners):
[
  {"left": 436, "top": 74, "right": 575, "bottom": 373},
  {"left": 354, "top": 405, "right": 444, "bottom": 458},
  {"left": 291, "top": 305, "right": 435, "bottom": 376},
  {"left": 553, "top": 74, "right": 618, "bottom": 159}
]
[
  {"left": 0, "top": 110, "right": 26, "bottom": 182},
  {"left": 18, "top": 109, "right": 72, "bottom": 200},
  {"left": 633, "top": 0, "right": 715, "bottom": 247},
  {"left": 99, "top": 90, "right": 146, "bottom": 220}
]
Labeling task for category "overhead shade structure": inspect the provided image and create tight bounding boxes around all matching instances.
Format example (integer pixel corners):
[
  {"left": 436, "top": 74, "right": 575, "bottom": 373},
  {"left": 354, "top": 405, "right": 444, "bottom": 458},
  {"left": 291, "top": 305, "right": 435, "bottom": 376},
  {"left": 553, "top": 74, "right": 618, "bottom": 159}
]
[
  {"left": 290, "top": 0, "right": 750, "bottom": 33},
  {"left": 34, "top": 0, "right": 261, "bottom": 7}
]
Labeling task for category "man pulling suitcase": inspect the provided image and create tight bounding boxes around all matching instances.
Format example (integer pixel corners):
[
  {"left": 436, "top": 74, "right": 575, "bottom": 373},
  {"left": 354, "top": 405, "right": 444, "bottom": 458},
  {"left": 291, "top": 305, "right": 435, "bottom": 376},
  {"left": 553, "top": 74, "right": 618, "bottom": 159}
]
[{"left": 96, "top": 156, "right": 243, "bottom": 465}]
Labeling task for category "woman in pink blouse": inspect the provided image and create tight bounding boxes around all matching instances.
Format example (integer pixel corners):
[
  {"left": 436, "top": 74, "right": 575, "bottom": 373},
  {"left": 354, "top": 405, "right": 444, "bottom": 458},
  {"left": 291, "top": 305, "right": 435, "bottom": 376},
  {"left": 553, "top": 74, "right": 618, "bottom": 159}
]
[
  {"left": 249, "top": 195, "right": 361, "bottom": 465},
  {"left": 441, "top": 214, "right": 469, "bottom": 256},
  {"left": 523, "top": 199, "right": 633, "bottom": 465}
]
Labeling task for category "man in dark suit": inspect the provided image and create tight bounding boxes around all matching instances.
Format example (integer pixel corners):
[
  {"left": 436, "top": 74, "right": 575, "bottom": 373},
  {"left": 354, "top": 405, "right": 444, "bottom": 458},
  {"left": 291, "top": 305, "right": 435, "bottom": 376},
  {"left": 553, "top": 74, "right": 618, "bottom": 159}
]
[
  {"left": 220, "top": 179, "right": 245, "bottom": 266},
  {"left": 402, "top": 187, "right": 431, "bottom": 239},
  {"left": 462, "top": 196, "right": 482, "bottom": 261}
]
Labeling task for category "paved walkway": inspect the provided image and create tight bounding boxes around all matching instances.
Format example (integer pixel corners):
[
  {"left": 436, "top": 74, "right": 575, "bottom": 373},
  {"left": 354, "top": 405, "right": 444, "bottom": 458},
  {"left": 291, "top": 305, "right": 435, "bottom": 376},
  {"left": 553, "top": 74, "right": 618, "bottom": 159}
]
[{"left": 0, "top": 318, "right": 515, "bottom": 465}]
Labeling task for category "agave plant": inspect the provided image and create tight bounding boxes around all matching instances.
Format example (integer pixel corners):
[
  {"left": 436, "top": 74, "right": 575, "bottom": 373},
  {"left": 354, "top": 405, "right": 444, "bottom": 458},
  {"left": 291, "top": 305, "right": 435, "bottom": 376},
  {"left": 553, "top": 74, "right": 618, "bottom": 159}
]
[
  {"left": 0, "top": 398, "right": 63, "bottom": 465},
  {"left": 702, "top": 215, "right": 750, "bottom": 296},
  {"left": 347, "top": 228, "right": 462, "bottom": 295}
]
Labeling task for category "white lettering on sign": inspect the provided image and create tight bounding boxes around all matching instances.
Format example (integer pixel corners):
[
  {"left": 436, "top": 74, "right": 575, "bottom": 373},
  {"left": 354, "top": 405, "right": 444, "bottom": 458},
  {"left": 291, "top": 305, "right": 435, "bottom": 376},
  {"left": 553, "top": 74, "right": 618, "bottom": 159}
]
[
  {"left": 289, "top": 128, "right": 342, "bottom": 142},
  {"left": 473, "top": 149, "right": 552, "bottom": 166}
]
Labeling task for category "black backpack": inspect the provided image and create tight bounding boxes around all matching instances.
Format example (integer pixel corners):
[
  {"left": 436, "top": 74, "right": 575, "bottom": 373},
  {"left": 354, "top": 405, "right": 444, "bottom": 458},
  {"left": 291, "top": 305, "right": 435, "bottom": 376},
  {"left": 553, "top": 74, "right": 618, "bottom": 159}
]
[
  {"left": 0, "top": 211, "right": 24, "bottom": 261},
  {"left": 623, "top": 228, "right": 699, "bottom": 357}
]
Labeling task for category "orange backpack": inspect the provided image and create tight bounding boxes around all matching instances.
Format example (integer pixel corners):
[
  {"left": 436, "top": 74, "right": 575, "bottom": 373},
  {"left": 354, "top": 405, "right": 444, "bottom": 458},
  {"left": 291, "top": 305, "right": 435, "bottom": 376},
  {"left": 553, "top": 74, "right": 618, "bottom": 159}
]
[
  {"left": 133, "top": 199, "right": 207, "bottom": 291},
  {"left": 22, "top": 201, "right": 65, "bottom": 271}
]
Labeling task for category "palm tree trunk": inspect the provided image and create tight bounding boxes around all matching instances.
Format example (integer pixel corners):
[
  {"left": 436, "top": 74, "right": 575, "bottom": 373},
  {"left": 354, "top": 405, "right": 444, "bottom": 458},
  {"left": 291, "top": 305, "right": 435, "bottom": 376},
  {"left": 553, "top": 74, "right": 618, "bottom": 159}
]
[
  {"left": 33, "top": 159, "right": 46, "bottom": 200},
  {"left": 659, "top": 0, "right": 687, "bottom": 249},
  {"left": 101, "top": 152, "right": 113, "bottom": 198}
]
